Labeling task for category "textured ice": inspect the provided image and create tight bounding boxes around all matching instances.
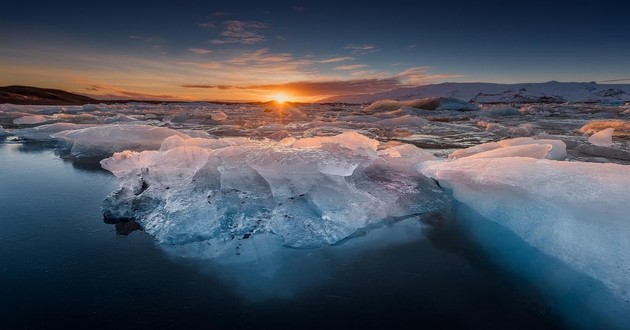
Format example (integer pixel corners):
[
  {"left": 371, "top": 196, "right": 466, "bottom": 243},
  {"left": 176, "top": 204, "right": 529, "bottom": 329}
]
[
  {"left": 421, "top": 157, "right": 630, "bottom": 301},
  {"left": 13, "top": 115, "right": 49, "bottom": 125},
  {"left": 13, "top": 123, "right": 97, "bottom": 140},
  {"left": 448, "top": 137, "right": 567, "bottom": 160},
  {"left": 52, "top": 124, "right": 190, "bottom": 157},
  {"left": 101, "top": 132, "right": 449, "bottom": 255},
  {"left": 588, "top": 128, "right": 614, "bottom": 147}
]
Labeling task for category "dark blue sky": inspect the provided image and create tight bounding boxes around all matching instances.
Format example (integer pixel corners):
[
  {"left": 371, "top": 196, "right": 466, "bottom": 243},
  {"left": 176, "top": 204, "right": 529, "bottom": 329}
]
[{"left": 1, "top": 0, "right": 629, "bottom": 100}]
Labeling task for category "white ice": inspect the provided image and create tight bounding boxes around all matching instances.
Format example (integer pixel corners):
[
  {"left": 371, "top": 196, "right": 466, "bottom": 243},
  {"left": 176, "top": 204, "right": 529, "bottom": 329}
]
[
  {"left": 448, "top": 137, "right": 567, "bottom": 160},
  {"left": 421, "top": 157, "right": 630, "bottom": 301}
]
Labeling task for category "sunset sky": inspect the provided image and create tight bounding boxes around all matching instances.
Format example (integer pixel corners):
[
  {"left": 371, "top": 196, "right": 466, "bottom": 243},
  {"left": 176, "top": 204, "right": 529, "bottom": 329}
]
[{"left": 1, "top": 0, "right": 629, "bottom": 102}]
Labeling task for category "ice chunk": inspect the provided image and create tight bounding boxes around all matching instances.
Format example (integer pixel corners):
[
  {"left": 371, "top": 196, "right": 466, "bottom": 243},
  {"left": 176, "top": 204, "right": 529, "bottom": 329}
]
[
  {"left": 211, "top": 111, "right": 228, "bottom": 121},
  {"left": 13, "top": 115, "right": 49, "bottom": 125},
  {"left": 462, "top": 144, "right": 552, "bottom": 159},
  {"left": 0, "top": 125, "right": 9, "bottom": 138},
  {"left": 13, "top": 123, "right": 96, "bottom": 141},
  {"left": 363, "top": 97, "right": 478, "bottom": 114},
  {"left": 52, "top": 124, "right": 190, "bottom": 157},
  {"left": 575, "top": 145, "right": 630, "bottom": 161},
  {"left": 449, "top": 137, "right": 566, "bottom": 160},
  {"left": 480, "top": 106, "right": 521, "bottom": 117},
  {"left": 421, "top": 157, "right": 630, "bottom": 301},
  {"left": 101, "top": 132, "right": 449, "bottom": 255},
  {"left": 588, "top": 128, "right": 614, "bottom": 147},
  {"left": 579, "top": 120, "right": 630, "bottom": 137},
  {"left": 507, "top": 123, "right": 536, "bottom": 137},
  {"left": 291, "top": 131, "right": 379, "bottom": 151},
  {"left": 104, "top": 114, "right": 138, "bottom": 123}
]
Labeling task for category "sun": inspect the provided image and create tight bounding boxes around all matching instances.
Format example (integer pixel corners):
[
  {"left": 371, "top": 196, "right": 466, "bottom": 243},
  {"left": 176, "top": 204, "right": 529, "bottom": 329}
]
[{"left": 271, "top": 93, "right": 289, "bottom": 104}]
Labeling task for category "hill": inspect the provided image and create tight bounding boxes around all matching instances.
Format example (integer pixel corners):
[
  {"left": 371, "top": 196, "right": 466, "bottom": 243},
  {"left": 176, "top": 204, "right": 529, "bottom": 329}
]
[{"left": 0, "top": 85, "right": 98, "bottom": 105}]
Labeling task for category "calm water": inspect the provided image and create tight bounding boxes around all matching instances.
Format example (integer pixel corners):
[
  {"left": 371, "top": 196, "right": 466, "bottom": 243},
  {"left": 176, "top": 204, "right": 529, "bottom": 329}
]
[{"left": 0, "top": 142, "right": 621, "bottom": 329}]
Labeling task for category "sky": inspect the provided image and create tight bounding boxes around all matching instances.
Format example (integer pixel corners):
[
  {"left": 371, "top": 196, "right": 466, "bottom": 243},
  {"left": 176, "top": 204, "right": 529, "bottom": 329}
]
[{"left": 1, "top": 0, "right": 629, "bottom": 102}]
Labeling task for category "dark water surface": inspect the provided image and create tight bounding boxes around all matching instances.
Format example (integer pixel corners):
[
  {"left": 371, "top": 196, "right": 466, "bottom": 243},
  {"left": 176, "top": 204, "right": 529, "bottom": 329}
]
[{"left": 0, "top": 142, "right": 614, "bottom": 329}]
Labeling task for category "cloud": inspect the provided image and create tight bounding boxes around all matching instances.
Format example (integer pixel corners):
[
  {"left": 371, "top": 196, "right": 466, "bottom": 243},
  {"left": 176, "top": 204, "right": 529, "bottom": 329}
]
[
  {"left": 210, "top": 20, "right": 268, "bottom": 45},
  {"left": 181, "top": 78, "right": 402, "bottom": 97},
  {"left": 345, "top": 44, "right": 379, "bottom": 55},
  {"left": 319, "top": 56, "right": 354, "bottom": 63},
  {"left": 292, "top": 6, "right": 307, "bottom": 12},
  {"left": 80, "top": 83, "right": 181, "bottom": 101},
  {"left": 179, "top": 49, "right": 316, "bottom": 81},
  {"left": 334, "top": 64, "right": 368, "bottom": 71},
  {"left": 188, "top": 48, "right": 212, "bottom": 55},
  {"left": 395, "top": 66, "right": 464, "bottom": 85},
  {"left": 84, "top": 84, "right": 103, "bottom": 91},
  {"left": 180, "top": 66, "right": 465, "bottom": 98}
]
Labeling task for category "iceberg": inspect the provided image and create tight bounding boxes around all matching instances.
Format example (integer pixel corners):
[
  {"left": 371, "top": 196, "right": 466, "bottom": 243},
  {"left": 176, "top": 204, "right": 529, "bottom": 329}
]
[
  {"left": 101, "top": 132, "right": 449, "bottom": 257},
  {"left": 421, "top": 157, "right": 630, "bottom": 301},
  {"left": 52, "top": 124, "right": 189, "bottom": 157}
]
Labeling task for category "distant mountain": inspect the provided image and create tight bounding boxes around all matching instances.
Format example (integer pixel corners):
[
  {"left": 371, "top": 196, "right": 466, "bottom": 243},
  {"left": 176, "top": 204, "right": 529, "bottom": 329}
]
[
  {"left": 0, "top": 85, "right": 98, "bottom": 105},
  {"left": 321, "top": 81, "right": 630, "bottom": 104}
]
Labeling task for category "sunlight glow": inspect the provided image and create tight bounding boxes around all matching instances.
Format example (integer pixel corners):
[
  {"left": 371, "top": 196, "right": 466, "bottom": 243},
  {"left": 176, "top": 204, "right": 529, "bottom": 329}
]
[{"left": 271, "top": 93, "right": 290, "bottom": 104}]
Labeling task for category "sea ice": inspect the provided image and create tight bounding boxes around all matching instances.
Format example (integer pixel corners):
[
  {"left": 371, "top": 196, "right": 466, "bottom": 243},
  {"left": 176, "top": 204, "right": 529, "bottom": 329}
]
[
  {"left": 101, "top": 132, "right": 449, "bottom": 256},
  {"left": 421, "top": 157, "right": 630, "bottom": 301}
]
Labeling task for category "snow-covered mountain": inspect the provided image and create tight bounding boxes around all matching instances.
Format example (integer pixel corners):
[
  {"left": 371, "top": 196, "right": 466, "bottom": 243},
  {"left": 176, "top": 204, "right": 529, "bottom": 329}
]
[{"left": 321, "top": 81, "right": 630, "bottom": 104}]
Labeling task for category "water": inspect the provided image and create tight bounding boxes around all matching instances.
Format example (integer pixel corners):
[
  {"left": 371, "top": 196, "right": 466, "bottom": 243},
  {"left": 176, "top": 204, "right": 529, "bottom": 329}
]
[{"left": 0, "top": 141, "right": 623, "bottom": 329}]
